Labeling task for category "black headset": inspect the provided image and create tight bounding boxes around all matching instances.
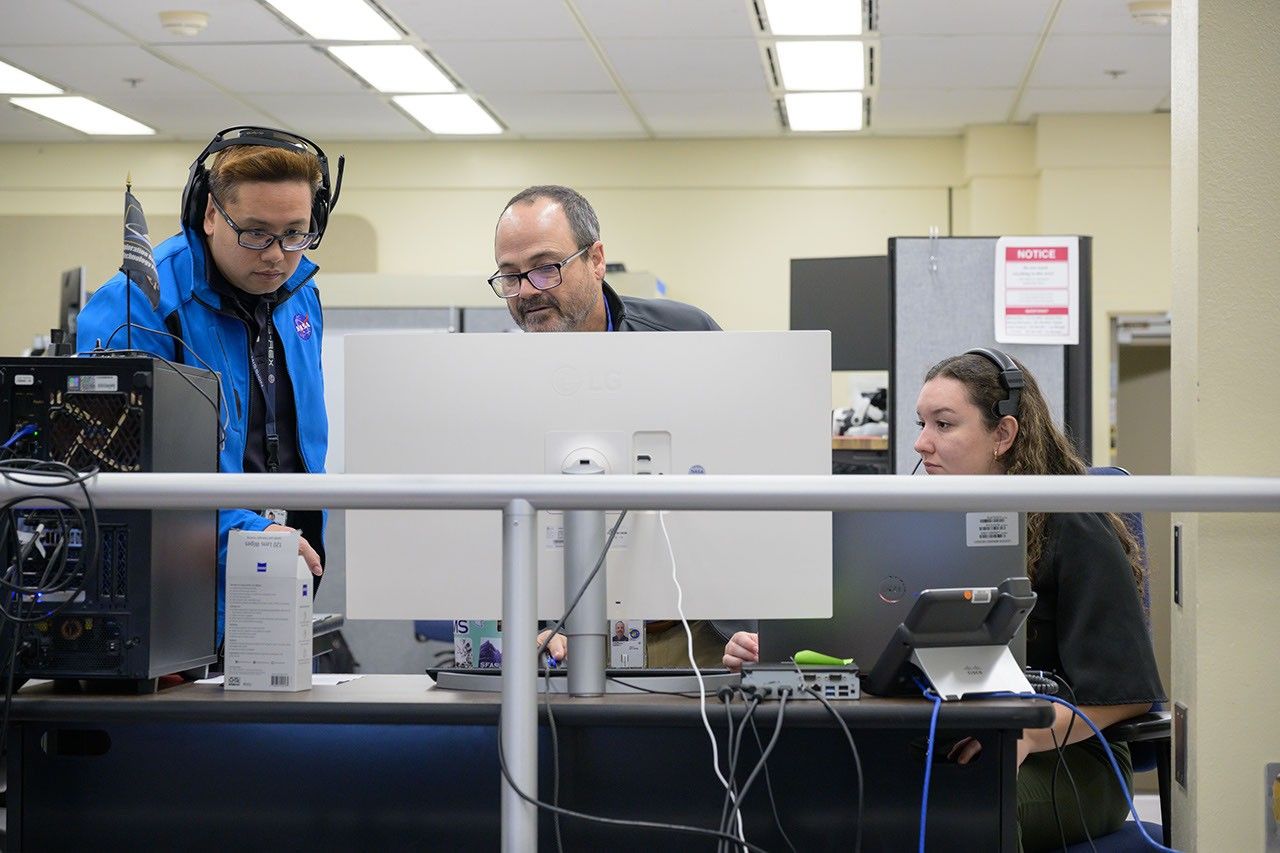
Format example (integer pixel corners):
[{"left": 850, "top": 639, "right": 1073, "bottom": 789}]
[
  {"left": 964, "top": 347, "right": 1024, "bottom": 419},
  {"left": 180, "top": 125, "right": 345, "bottom": 249}
]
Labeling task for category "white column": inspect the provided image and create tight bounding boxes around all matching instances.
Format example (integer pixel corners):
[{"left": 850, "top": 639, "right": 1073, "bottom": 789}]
[{"left": 1170, "top": 0, "right": 1280, "bottom": 847}]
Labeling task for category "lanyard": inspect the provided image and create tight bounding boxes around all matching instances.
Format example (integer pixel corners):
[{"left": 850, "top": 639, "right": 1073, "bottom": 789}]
[{"left": 246, "top": 299, "right": 280, "bottom": 472}]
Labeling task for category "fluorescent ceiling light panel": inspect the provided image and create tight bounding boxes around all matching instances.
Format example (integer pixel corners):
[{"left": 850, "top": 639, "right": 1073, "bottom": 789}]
[
  {"left": 763, "top": 0, "right": 863, "bottom": 35},
  {"left": 264, "top": 0, "right": 398, "bottom": 41},
  {"left": 0, "top": 59, "right": 62, "bottom": 94},
  {"left": 777, "top": 41, "right": 865, "bottom": 91},
  {"left": 10, "top": 96, "right": 154, "bottom": 135},
  {"left": 785, "top": 92, "right": 863, "bottom": 132},
  {"left": 394, "top": 94, "right": 502, "bottom": 135},
  {"left": 329, "top": 46, "right": 454, "bottom": 93}
]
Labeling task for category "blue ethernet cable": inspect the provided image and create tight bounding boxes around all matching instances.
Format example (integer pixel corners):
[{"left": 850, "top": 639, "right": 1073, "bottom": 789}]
[
  {"left": 914, "top": 677, "right": 943, "bottom": 853},
  {"left": 994, "top": 691, "right": 1180, "bottom": 853}
]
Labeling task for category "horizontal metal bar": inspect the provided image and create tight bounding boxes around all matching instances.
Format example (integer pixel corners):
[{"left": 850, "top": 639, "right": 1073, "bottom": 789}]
[{"left": 2, "top": 473, "right": 1278, "bottom": 513}]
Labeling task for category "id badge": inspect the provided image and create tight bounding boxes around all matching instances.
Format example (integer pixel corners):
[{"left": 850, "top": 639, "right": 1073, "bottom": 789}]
[{"left": 262, "top": 508, "right": 288, "bottom": 526}]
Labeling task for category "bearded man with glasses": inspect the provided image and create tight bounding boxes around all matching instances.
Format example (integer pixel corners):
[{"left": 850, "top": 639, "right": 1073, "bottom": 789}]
[
  {"left": 491, "top": 184, "right": 719, "bottom": 333},
  {"left": 78, "top": 127, "right": 343, "bottom": 652}
]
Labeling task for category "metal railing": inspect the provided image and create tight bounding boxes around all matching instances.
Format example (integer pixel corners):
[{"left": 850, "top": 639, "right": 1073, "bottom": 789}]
[{"left": 5, "top": 471, "right": 1279, "bottom": 850}]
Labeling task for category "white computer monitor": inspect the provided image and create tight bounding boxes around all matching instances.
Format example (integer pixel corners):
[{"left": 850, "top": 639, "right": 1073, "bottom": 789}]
[{"left": 343, "top": 330, "right": 833, "bottom": 621}]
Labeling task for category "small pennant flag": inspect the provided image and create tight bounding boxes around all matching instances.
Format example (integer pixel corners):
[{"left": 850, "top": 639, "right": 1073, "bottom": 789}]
[{"left": 122, "top": 182, "right": 161, "bottom": 310}]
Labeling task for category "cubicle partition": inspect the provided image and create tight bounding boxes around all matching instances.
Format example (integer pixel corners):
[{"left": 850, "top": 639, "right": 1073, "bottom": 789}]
[{"left": 888, "top": 236, "right": 1092, "bottom": 473}]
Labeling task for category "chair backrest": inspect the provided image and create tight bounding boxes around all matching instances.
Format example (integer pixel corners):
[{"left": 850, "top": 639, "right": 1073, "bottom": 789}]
[
  {"left": 1086, "top": 465, "right": 1152, "bottom": 621},
  {"left": 1087, "top": 465, "right": 1166, "bottom": 767}
]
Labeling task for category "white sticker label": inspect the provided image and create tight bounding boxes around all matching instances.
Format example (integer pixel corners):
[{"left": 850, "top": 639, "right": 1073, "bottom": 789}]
[
  {"left": 965, "top": 512, "right": 1019, "bottom": 547},
  {"left": 544, "top": 516, "right": 630, "bottom": 550},
  {"left": 14, "top": 374, "right": 34, "bottom": 386},
  {"left": 68, "top": 375, "right": 119, "bottom": 392}
]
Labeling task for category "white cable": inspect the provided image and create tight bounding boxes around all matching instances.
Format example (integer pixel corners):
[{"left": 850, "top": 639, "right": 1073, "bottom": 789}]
[{"left": 659, "top": 509, "right": 746, "bottom": 846}]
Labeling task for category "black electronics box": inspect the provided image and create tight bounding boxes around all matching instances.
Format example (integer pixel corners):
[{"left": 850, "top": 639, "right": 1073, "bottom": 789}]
[{"left": 0, "top": 356, "right": 219, "bottom": 689}]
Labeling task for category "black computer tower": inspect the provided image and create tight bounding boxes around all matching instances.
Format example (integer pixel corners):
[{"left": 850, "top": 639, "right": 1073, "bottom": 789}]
[{"left": 0, "top": 356, "right": 219, "bottom": 687}]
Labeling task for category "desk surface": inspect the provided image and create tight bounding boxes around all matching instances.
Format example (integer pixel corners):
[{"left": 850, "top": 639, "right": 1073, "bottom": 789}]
[
  {"left": 833, "top": 434, "right": 889, "bottom": 450},
  {"left": 10, "top": 674, "right": 1047, "bottom": 852},
  {"left": 12, "top": 673, "right": 1052, "bottom": 729}
]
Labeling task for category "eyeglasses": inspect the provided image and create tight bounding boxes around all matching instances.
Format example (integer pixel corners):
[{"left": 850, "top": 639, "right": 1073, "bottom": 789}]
[
  {"left": 487, "top": 245, "right": 591, "bottom": 299},
  {"left": 209, "top": 193, "right": 317, "bottom": 252}
]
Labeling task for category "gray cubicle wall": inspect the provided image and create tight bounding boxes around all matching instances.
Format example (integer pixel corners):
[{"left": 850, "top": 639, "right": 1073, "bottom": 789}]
[
  {"left": 319, "top": 307, "right": 458, "bottom": 672},
  {"left": 889, "top": 237, "right": 1091, "bottom": 474},
  {"left": 461, "top": 305, "right": 521, "bottom": 333}
]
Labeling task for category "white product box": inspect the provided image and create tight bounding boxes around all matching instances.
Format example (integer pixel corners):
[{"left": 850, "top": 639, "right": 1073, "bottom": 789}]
[{"left": 225, "top": 528, "right": 312, "bottom": 692}]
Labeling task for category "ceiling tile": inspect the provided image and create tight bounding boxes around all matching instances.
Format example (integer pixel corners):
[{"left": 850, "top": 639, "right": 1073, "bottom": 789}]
[
  {"left": 0, "top": 46, "right": 219, "bottom": 96},
  {"left": 1053, "top": 0, "right": 1172, "bottom": 34},
  {"left": 872, "top": 88, "right": 1014, "bottom": 133},
  {"left": 76, "top": 0, "right": 302, "bottom": 43},
  {"left": 392, "top": 0, "right": 580, "bottom": 41},
  {"left": 1016, "top": 87, "right": 1168, "bottom": 121},
  {"left": 878, "top": 35, "right": 1037, "bottom": 88},
  {"left": 432, "top": 40, "right": 613, "bottom": 93},
  {"left": 0, "top": 101, "right": 89, "bottom": 140},
  {"left": 1031, "top": 35, "right": 1170, "bottom": 88},
  {"left": 252, "top": 94, "right": 426, "bottom": 138},
  {"left": 632, "top": 90, "right": 780, "bottom": 136},
  {"left": 602, "top": 39, "right": 768, "bottom": 92},
  {"left": 0, "top": 2, "right": 1186, "bottom": 142},
  {"left": 101, "top": 93, "right": 278, "bottom": 138},
  {"left": 575, "top": 0, "right": 755, "bottom": 39},
  {"left": 877, "top": 0, "right": 1055, "bottom": 36},
  {"left": 159, "top": 44, "right": 368, "bottom": 94},
  {"left": 0, "top": 0, "right": 126, "bottom": 45},
  {"left": 481, "top": 91, "right": 644, "bottom": 136}
]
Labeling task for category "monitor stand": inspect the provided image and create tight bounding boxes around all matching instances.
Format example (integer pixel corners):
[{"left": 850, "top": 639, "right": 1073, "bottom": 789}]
[{"left": 435, "top": 462, "right": 738, "bottom": 697}]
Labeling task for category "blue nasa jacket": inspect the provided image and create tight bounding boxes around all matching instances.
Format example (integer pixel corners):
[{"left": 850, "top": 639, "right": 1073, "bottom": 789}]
[{"left": 77, "top": 226, "right": 328, "bottom": 645}]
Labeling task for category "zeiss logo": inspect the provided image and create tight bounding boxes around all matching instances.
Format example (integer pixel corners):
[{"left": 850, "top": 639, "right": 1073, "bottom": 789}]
[
  {"left": 256, "top": 561, "right": 268, "bottom": 573},
  {"left": 552, "top": 365, "right": 621, "bottom": 396}
]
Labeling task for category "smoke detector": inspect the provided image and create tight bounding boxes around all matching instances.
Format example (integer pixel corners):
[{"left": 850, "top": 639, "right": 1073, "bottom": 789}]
[
  {"left": 1128, "top": 1, "right": 1172, "bottom": 26},
  {"left": 159, "top": 10, "right": 210, "bottom": 37}
]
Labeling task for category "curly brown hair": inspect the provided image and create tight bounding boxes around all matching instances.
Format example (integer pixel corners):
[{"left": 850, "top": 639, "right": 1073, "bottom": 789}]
[{"left": 924, "top": 353, "right": 1145, "bottom": 590}]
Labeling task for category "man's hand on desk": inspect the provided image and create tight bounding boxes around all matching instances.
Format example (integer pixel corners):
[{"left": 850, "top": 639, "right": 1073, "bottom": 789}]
[
  {"left": 722, "top": 631, "right": 759, "bottom": 672},
  {"left": 538, "top": 629, "right": 567, "bottom": 663},
  {"left": 265, "top": 523, "right": 323, "bottom": 576}
]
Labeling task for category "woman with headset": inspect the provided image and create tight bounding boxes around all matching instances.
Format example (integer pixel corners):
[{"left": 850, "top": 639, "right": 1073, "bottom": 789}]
[{"left": 723, "top": 350, "right": 1165, "bottom": 850}]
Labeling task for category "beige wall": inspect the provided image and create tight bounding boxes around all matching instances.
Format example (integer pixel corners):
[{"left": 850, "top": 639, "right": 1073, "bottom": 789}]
[
  {"left": 0, "top": 118, "right": 1172, "bottom": 459},
  {"left": 1170, "top": 0, "right": 1280, "bottom": 848}
]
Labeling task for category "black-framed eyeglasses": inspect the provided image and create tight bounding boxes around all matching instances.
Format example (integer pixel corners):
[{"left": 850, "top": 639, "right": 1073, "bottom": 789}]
[
  {"left": 487, "top": 245, "right": 591, "bottom": 299},
  {"left": 209, "top": 193, "right": 317, "bottom": 252}
]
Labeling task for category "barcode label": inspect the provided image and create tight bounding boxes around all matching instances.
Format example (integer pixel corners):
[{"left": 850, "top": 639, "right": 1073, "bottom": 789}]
[
  {"left": 965, "top": 512, "right": 1019, "bottom": 547},
  {"left": 270, "top": 674, "right": 291, "bottom": 686}
]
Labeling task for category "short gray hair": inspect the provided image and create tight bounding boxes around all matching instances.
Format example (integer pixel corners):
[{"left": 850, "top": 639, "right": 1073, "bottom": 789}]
[{"left": 502, "top": 185, "right": 600, "bottom": 249}]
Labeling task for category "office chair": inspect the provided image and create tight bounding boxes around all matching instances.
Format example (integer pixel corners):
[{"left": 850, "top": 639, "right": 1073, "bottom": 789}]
[{"left": 1060, "top": 467, "right": 1172, "bottom": 851}]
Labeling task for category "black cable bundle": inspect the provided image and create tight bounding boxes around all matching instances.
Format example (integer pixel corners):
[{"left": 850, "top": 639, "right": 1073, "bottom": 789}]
[{"left": 0, "top": 456, "right": 100, "bottom": 755}]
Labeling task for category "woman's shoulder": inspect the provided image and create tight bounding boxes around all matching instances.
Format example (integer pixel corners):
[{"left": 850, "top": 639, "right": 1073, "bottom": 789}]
[{"left": 1044, "top": 510, "right": 1115, "bottom": 541}]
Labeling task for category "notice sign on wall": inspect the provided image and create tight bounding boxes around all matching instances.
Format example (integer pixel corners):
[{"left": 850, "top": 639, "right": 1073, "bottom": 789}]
[{"left": 993, "top": 236, "right": 1079, "bottom": 345}]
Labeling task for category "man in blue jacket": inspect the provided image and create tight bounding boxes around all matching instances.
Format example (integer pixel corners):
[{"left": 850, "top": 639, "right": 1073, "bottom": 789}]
[{"left": 77, "top": 127, "right": 342, "bottom": 648}]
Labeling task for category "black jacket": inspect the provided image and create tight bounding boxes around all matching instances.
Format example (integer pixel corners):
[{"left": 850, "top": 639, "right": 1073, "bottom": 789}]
[{"left": 603, "top": 281, "right": 721, "bottom": 331}]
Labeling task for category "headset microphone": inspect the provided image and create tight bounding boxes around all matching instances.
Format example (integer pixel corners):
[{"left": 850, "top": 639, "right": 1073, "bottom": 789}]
[{"left": 912, "top": 457, "right": 924, "bottom": 475}]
